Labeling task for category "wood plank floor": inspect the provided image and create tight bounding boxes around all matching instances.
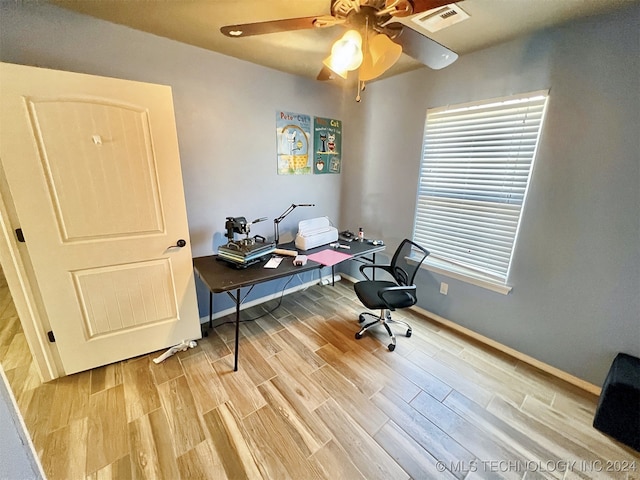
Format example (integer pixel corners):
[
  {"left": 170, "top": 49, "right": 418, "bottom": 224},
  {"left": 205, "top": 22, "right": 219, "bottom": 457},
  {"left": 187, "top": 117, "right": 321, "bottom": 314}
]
[{"left": 1, "top": 270, "right": 639, "bottom": 479}]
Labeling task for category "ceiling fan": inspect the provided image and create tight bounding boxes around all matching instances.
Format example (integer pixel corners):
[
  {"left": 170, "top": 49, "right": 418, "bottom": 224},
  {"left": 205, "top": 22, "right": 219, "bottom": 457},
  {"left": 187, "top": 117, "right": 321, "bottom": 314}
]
[{"left": 221, "top": 0, "right": 462, "bottom": 99}]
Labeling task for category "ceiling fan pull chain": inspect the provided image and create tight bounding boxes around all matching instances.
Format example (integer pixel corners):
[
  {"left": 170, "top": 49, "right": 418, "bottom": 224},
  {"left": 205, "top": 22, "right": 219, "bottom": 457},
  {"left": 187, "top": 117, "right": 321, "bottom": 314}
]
[
  {"left": 356, "top": 79, "right": 366, "bottom": 102},
  {"left": 356, "top": 15, "right": 369, "bottom": 102}
]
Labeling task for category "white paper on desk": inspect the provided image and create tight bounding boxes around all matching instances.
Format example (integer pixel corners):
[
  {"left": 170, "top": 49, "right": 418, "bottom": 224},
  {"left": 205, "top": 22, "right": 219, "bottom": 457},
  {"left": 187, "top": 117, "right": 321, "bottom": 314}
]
[{"left": 264, "top": 257, "right": 283, "bottom": 269}]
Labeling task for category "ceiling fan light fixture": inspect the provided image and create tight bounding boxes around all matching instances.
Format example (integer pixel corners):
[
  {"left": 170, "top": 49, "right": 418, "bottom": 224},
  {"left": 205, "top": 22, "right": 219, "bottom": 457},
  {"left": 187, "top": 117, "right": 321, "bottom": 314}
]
[
  {"left": 359, "top": 33, "right": 403, "bottom": 81},
  {"left": 322, "top": 56, "right": 349, "bottom": 78},
  {"left": 323, "top": 30, "right": 364, "bottom": 78}
]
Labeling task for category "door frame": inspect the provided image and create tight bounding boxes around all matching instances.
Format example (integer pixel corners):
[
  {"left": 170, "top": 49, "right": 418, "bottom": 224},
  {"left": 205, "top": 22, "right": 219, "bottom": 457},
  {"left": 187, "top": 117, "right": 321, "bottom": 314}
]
[{"left": 0, "top": 182, "right": 61, "bottom": 382}]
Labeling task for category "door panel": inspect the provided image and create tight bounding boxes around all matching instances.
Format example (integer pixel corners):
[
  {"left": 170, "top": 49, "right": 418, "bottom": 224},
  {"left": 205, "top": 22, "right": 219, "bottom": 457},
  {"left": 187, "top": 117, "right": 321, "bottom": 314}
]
[
  {"left": 72, "top": 259, "right": 178, "bottom": 337},
  {"left": 27, "top": 98, "right": 164, "bottom": 240},
  {"left": 0, "top": 62, "right": 201, "bottom": 374}
]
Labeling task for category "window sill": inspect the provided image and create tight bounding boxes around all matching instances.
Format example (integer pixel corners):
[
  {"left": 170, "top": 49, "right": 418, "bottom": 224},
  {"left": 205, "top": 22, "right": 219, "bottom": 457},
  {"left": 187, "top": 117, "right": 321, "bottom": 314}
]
[{"left": 420, "top": 258, "right": 513, "bottom": 295}]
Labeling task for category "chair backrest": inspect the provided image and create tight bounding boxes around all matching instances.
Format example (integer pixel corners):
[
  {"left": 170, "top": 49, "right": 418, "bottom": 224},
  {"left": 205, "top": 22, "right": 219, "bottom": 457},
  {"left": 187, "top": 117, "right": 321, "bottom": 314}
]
[{"left": 390, "top": 239, "right": 430, "bottom": 286}]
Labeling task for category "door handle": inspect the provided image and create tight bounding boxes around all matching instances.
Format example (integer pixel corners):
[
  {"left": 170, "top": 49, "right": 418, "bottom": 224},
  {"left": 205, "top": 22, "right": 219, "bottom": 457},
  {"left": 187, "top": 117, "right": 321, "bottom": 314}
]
[{"left": 168, "top": 239, "right": 187, "bottom": 249}]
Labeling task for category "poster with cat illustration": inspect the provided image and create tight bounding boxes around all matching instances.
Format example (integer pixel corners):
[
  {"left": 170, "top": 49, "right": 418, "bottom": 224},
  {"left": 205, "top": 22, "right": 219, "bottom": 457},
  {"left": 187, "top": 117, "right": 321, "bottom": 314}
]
[
  {"left": 313, "top": 117, "right": 342, "bottom": 174},
  {"left": 276, "top": 111, "right": 312, "bottom": 175}
]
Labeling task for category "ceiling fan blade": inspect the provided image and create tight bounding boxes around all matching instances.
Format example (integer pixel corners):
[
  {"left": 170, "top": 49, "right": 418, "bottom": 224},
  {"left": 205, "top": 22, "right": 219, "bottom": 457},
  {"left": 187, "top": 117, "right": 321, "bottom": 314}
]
[
  {"left": 409, "top": 0, "right": 464, "bottom": 15},
  {"left": 390, "top": 22, "right": 458, "bottom": 70},
  {"left": 221, "top": 16, "right": 319, "bottom": 37}
]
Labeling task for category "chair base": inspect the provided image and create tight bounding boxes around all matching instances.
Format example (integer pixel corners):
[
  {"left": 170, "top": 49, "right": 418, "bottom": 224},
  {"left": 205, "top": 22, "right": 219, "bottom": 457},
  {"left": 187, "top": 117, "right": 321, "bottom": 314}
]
[{"left": 354, "top": 309, "right": 412, "bottom": 351}]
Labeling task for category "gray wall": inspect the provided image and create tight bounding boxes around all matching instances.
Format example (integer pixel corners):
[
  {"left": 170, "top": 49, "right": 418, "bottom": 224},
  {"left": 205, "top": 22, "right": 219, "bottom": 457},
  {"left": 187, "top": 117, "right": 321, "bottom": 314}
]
[
  {"left": 342, "top": 6, "right": 640, "bottom": 385},
  {"left": 0, "top": 367, "right": 43, "bottom": 479},
  {"left": 1, "top": 2, "right": 638, "bottom": 385},
  {"left": 0, "top": 2, "right": 362, "bottom": 313}
]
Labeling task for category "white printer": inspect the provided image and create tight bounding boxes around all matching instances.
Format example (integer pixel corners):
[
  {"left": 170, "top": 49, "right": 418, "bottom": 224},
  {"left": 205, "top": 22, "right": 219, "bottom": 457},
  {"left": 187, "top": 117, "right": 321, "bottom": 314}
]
[{"left": 295, "top": 217, "right": 339, "bottom": 251}]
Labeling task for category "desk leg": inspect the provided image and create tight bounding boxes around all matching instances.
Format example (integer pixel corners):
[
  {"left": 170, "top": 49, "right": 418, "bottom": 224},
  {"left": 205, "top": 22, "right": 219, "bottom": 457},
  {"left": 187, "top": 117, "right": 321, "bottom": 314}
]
[
  {"left": 332, "top": 265, "right": 335, "bottom": 286},
  {"left": 372, "top": 253, "right": 376, "bottom": 280},
  {"left": 234, "top": 288, "right": 240, "bottom": 371},
  {"left": 224, "top": 285, "right": 255, "bottom": 372},
  {"left": 209, "top": 292, "right": 213, "bottom": 329}
]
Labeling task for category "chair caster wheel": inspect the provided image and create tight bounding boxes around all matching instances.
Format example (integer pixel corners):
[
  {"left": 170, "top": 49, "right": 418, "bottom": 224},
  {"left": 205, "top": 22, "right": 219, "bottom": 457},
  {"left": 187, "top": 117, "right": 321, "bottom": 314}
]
[
  {"left": 355, "top": 332, "right": 363, "bottom": 340},
  {"left": 406, "top": 329, "right": 412, "bottom": 337},
  {"left": 358, "top": 314, "right": 366, "bottom": 323},
  {"left": 388, "top": 343, "right": 396, "bottom": 351}
]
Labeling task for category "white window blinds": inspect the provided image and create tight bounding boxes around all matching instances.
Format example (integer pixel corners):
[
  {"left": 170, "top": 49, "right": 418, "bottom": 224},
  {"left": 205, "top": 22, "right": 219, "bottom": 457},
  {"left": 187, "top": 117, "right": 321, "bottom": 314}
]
[{"left": 413, "top": 91, "right": 548, "bottom": 283}]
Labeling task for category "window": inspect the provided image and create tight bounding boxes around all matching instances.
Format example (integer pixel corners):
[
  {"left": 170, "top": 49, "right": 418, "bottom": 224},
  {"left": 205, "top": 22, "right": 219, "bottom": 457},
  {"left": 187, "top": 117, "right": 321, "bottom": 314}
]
[{"left": 413, "top": 90, "right": 549, "bottom": 293}]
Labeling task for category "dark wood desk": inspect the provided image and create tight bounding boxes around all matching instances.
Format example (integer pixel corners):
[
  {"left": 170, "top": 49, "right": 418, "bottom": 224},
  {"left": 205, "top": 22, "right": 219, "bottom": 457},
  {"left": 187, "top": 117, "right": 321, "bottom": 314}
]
[
  {"left": 193, "top": 255, "right": 319, "bottom": 371},
  {"left": 193, "top": 240, "right": 385, "bottom": 371},
  {"left": 280, "top": 239, "right": 385, "bottom": 285},
  {"left": 281, "top": 238, "right": 384, "bottom": 259}
]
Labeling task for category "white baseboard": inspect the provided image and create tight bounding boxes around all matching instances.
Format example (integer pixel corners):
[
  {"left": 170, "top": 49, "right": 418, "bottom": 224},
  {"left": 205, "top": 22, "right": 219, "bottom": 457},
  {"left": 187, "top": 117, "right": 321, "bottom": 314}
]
[
  {"left": 199, "top": 272, "right": 340, "bottom": 327},
  {"left": 341, "top": 272, "right": 359, "bottom": 284},
  {"left": 342, "top": 274, "right": 600, "bottom": 395},
  {"left": 410, "top": 305, "right": 601, "bottom": 396}
]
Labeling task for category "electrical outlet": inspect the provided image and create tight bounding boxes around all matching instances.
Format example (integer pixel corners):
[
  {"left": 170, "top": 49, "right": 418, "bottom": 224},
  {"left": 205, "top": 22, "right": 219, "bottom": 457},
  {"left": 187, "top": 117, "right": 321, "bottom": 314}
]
[{"left": 440, "top": 282, "right": 449, "bottom": 295}]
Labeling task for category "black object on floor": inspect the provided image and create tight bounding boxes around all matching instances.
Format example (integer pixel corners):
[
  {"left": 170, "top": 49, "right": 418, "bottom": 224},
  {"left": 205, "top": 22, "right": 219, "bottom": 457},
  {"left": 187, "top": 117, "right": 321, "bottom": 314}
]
[{"left": 593, "top": 352, "right": 640, "bottom": 452}]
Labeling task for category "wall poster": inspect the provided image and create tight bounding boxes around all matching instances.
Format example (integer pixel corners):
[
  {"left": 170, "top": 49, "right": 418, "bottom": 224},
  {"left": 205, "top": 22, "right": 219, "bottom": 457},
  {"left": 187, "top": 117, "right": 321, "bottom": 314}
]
[
  {"left": 276, "top": 111, "right": 311, "bottom": 175},
  {"left": 313, "top": 117, "right": 342, "bottom": 174}
]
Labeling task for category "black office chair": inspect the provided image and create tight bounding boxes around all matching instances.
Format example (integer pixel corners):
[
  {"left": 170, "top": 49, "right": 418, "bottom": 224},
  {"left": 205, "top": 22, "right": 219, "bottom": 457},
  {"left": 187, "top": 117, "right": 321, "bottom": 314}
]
[{"left": 354, "top": 239, "right": 429, "bottom": 351}]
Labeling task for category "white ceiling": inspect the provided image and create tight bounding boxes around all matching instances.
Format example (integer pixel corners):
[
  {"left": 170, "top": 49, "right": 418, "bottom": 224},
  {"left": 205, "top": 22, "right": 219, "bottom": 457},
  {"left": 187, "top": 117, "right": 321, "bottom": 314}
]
[{"left": 51, "top": 0, "right": 639, "bottom": 82}]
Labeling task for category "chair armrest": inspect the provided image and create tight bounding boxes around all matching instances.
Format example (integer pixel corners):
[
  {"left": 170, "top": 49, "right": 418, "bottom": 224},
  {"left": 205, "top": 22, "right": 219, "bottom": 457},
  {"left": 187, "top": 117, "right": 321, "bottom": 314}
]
[
  {"left": 359, "top": 263, "right": 392, "bottom": 281},
  {"left": 378, "top": 285, "right": 417, "bottom": 308}
]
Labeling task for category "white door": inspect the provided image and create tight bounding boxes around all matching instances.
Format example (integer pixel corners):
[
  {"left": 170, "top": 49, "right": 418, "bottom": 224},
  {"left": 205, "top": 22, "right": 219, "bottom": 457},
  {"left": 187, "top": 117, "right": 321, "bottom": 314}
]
[{"left": 0, "top": 62, "right": 201, "bottom": 375}]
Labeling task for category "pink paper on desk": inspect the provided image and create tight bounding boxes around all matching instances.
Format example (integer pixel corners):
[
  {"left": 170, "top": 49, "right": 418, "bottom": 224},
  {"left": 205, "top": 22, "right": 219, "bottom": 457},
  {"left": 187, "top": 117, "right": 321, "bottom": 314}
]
[{"left": 307, "top": 248, "right": 353, "bottom": 267}]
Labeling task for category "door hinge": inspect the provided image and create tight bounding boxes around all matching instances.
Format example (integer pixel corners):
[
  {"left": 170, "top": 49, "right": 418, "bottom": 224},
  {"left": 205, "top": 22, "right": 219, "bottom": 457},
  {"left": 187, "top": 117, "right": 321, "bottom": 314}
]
[
  {"left": 47, "top": 331, "right": 55, "bottom": 343},
  {"left": 15, "top": 228, "right": 25, "bottom": 243}
]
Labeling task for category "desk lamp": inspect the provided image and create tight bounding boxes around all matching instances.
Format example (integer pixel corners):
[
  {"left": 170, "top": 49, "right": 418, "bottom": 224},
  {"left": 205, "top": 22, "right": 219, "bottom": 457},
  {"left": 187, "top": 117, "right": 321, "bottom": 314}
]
[{"left": 273, "top": 203, "right": 314, "bottom": 246}]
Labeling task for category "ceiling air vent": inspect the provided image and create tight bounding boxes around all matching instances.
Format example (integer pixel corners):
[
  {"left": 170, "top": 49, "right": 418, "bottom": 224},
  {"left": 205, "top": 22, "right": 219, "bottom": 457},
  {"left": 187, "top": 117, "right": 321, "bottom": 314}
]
[{"left": 410, "top": 3, "right": 470, "bottom": 33}]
